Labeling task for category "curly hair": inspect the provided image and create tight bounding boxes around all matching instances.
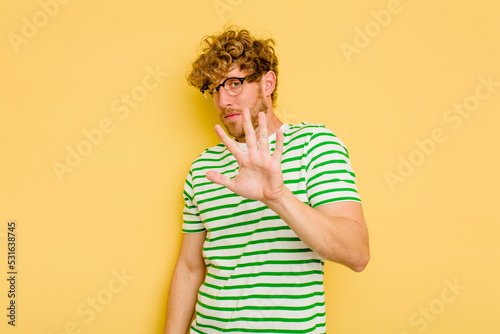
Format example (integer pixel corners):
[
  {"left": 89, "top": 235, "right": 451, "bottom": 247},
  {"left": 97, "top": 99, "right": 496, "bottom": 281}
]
[{"left": 187, "top": 28, "right": 279, "bottom": 106}]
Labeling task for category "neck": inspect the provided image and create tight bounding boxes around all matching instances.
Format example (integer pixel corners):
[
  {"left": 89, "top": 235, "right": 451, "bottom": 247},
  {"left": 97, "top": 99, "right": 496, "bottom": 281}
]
[{"left": 236, "top": 110, "right": 283, "bottom": 143}]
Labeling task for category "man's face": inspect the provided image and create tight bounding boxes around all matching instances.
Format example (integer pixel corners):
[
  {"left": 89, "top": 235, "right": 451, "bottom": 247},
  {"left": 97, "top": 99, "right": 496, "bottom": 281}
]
[{"left": 213, "top": 68, "right": 269, "bottom": 141}]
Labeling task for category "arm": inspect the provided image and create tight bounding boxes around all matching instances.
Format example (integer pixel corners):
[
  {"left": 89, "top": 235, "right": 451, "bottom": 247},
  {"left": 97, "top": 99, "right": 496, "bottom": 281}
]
[
  {"left": 264, "top": 190, "right": 369, "bottom": 272},
  {"left": 164, "top": 231, "right": 206, "bottom": 334},
  {"left": 206, "top": 109, "right": 369, "bottom": 272}
]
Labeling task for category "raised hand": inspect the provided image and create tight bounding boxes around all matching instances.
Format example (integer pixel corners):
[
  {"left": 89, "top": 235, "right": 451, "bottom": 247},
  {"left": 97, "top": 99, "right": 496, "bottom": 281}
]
[{"left": 205, "top": 108, "right": 285, "bottom": 204}]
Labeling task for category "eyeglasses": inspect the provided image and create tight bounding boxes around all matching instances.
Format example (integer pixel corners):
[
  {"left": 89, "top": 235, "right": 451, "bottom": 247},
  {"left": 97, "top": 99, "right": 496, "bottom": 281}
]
[{"left": 200, "top": 73, "right": 259, "bottom": 101}]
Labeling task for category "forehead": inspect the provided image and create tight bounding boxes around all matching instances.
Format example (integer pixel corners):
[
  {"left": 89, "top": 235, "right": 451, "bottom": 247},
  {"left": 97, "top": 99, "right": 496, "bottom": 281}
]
[{"left": 216, "top": 67, "right": 248, "bottom": 84}]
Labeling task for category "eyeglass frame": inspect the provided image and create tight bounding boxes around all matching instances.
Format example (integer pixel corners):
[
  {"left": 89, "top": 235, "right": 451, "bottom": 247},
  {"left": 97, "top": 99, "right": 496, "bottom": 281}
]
[{"left": 200, "top": 73, "right": 260, "bottom": 100}]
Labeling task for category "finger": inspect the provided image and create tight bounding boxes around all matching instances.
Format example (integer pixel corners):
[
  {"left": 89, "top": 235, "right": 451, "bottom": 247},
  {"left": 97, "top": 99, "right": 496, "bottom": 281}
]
[
  {"left": 206, "top": 171, "right": 235, "bottom": 192},
  {"left": 258, "top": 112, "right": 269, "bottom": 153},
  {"left": 214, "top": 124, "right": 243, "bottom": 159},
  {"left": 242, "top": 108, "right": 257, "bottom": 150},
  {"left": 272, "top": 128, "right": 284, "bottom": 163}
]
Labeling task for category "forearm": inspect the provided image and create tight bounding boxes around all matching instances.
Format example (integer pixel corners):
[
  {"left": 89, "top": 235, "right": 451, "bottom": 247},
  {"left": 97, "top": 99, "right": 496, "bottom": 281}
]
[
  {"left": 264, "top": 187, "right": 369, "bottom": 272},
  {"left": 164, "top": 262, "right": 205, "bottom": 334}
]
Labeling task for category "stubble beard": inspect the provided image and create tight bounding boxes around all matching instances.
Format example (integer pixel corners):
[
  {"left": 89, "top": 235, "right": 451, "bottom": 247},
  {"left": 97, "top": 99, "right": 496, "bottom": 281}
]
[{"left": 220, "top": 89, "right": 269, "bottom": 141}]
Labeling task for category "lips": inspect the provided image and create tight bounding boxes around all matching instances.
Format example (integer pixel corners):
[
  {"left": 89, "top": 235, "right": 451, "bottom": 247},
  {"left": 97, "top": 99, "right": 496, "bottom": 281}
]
[{"left": 224, "top": 112, "right": 241, "bottom": 120}]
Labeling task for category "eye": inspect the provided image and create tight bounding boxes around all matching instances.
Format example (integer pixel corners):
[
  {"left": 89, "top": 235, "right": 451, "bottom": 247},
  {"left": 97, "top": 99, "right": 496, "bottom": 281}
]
[{"left": 228, "top": 80, "right": 241, "bottom": 88}]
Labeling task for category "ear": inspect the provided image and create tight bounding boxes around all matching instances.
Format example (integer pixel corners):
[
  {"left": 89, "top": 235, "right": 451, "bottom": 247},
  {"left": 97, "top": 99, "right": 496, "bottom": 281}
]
[{"left": 261, "top": 71, "right": 276, "bottom": 98}]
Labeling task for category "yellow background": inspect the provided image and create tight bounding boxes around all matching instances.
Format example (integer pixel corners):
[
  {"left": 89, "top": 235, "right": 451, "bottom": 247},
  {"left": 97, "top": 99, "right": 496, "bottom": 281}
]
[{"left": 1, "top": 0, "right": 499, "bottom": 333}]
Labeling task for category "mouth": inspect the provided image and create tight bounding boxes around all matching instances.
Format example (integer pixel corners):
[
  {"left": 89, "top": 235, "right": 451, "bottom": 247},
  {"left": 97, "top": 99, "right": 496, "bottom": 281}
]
[{"left": 224, "top": 112, "right": 241, "bottom": 121}]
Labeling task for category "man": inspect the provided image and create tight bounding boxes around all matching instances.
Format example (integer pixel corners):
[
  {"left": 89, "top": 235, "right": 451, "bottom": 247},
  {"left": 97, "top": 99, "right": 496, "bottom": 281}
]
[{"left": 164, "top": 28, "right": 369, "bottom": 334}]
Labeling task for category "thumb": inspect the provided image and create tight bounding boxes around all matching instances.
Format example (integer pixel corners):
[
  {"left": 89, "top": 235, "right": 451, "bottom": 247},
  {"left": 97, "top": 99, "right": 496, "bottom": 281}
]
[{"left": 206, "top": 171, "right": 234, "bottom": 191}]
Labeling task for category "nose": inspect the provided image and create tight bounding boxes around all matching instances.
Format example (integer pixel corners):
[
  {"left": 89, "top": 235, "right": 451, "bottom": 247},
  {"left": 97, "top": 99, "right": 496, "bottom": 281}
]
[{"left": 217, "top": 88, "right": 234, "bottom": 108}]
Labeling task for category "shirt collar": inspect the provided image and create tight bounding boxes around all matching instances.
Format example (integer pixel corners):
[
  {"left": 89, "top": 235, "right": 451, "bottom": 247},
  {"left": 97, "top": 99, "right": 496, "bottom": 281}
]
[{"left": 234, "top": 123, "right": 290, "bottom": 151}]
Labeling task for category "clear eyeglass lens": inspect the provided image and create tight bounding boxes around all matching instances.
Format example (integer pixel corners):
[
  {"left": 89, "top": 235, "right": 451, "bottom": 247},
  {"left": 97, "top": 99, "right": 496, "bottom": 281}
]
[
  {"left": 204, "top": 90, "right": 214, "bottom": 101},
  {"left": 224, "top": 79, "right": 243, "bottom": 95},
  {"left": 203, "top": 77, "right": 248, "bottom": 101}
]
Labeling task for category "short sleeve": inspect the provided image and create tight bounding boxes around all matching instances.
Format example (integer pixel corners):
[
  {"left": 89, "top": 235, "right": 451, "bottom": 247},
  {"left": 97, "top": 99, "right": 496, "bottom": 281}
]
[
  {"left": 305, "top": 128, "right": 361, "bottom": 208},
  {"left": 181, "top": 170, "right": 205, "bottom": 233}
]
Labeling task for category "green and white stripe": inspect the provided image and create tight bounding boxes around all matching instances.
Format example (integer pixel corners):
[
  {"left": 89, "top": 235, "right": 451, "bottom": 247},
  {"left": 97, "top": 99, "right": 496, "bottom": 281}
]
[{"left": 182, "top": 122, "right": 361, "bottom": 333}]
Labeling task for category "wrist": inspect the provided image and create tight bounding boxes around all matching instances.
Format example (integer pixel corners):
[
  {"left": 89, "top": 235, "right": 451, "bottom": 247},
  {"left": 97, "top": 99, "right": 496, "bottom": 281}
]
[{"left": 263, "top": 186, "right": 294, "bottom": 213}]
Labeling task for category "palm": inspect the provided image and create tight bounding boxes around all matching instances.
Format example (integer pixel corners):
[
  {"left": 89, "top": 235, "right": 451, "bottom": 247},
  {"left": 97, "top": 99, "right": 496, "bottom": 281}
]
[
  {"left": 206, "top": 109, "right": 284, "bottom": 203},
  {"left": 228, "top": 147, "right": 283, "bottom": 201}
]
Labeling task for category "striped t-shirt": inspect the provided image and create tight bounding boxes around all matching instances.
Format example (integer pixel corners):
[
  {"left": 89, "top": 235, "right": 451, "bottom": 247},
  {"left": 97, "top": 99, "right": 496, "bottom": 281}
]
[{"left": 182, "top": 122, "right": 361, "bottom": 333}]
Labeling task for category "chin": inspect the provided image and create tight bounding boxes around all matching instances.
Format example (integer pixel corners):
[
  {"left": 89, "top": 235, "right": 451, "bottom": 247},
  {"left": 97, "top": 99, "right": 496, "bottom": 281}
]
[{"left": 222, "top": 123, "right": 243, "bottom": 139}]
